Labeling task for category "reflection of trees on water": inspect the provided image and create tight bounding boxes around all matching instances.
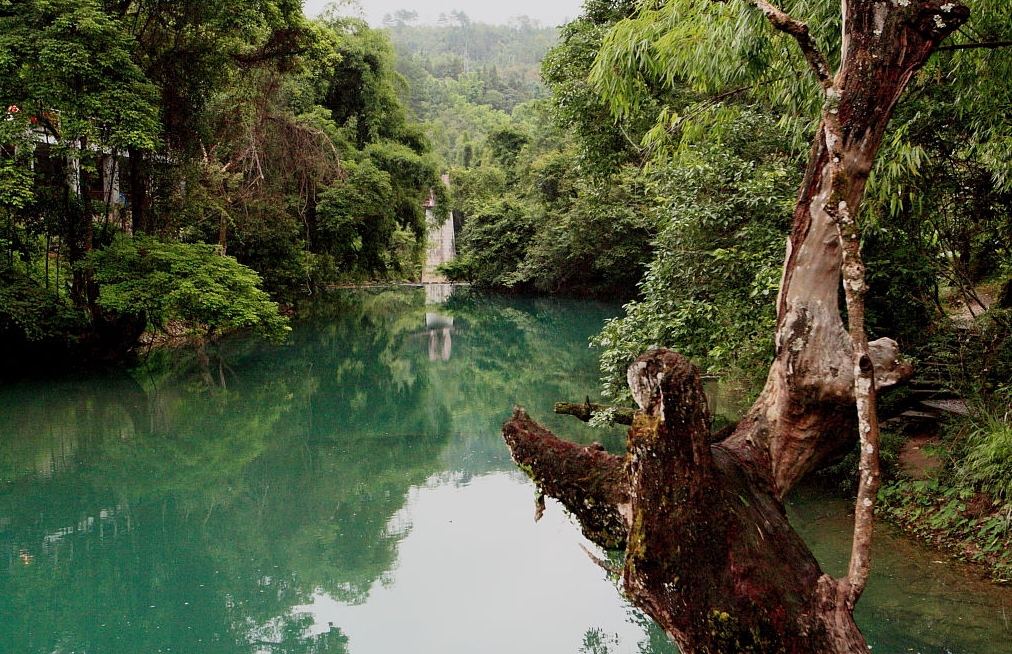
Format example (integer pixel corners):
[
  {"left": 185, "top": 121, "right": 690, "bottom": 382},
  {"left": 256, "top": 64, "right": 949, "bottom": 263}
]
[
  {"left": 581, "top": 628, "right": 621, "bottom": 654},
  {"left": 0, "top": 372, "right": 146, "bottom": 482},
  {"left": 0, "top": 287, "right": 628, "bottom": 654},
  {"left": 431, "top": 289, "right": 629, "bottom": 477},
  {"left": 0, "top": 292, "right": 452, "bottom": 653}
]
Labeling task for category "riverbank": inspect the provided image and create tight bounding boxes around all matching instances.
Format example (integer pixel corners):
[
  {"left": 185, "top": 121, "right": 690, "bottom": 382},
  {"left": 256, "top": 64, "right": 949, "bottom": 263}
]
[
  {"left": 876, "top": 292, "right": 1012, "bottom": 583},
  {"left": 813, "top": 399, "right": 1012, "bottom": 584},
  {"left": 877, "top": 409, "right": 1012, "bottom": 584},
  {"left": 880, "top": 475, "right": 1012, "bottom": 583}
]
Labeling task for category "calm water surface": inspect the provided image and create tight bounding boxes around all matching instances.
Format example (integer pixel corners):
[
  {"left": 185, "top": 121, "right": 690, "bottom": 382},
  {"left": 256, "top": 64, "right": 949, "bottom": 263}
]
[{"left": 1, "top": 286, "right": 1010, "bottom": 653}]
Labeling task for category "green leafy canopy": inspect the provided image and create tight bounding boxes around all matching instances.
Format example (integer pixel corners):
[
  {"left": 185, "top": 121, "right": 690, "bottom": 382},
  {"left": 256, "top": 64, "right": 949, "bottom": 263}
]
[
  {"left": 89, "top": 237, "right": 290, "bottom": 341},
  {"left": 588, "top": 0, "right": 1010, "bottom": 168}
]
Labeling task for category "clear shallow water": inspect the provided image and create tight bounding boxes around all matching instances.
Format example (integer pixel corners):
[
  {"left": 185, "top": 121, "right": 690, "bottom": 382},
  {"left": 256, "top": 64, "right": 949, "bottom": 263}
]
[{"left": 1, "top": 285, "right": 1010, "bottom": 654}]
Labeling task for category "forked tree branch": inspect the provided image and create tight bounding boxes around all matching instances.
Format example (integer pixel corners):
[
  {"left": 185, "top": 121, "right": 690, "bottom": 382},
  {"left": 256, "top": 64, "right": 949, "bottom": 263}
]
[
  {"left": 747, "top": 0, "right": 833, "bottom": 86},
  {"left": 823, "top": 0, "right": 969, "bottom": 609}
]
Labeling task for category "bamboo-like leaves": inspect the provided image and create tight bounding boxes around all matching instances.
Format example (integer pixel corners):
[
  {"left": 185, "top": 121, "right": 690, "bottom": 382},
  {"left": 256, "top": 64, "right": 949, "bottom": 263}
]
[{"left": 589, "top": 0, "right": 841, "bottom": 127}]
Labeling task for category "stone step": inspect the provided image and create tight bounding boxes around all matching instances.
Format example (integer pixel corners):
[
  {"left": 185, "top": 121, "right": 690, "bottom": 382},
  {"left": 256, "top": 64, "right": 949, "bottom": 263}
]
[
  {"left": 898, "top": 410, "right": 942, "bottom": 420},
  {"left": 907, "top": 379, "right": 949, "bottom": 389},
  {"left": 906, "top": 388, "right": 958, "bottom": 398},
  {"left": 919, "top": 399, "right": 970, "bottom": 416}
]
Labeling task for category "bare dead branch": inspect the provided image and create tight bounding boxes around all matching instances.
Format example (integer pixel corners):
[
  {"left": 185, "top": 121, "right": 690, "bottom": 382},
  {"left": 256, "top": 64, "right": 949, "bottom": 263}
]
[
  {"left": 936, "top": 40, "right": 1012, "bottom": 51},
  {"left": 580, "top": 543, "right": 622, "bottom": 574}
]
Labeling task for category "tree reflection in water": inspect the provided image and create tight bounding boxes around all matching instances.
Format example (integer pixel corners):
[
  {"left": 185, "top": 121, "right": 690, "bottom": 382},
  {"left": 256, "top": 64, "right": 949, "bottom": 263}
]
[{"left": 0, "top": 286, "right": 642, "bottom": 654}]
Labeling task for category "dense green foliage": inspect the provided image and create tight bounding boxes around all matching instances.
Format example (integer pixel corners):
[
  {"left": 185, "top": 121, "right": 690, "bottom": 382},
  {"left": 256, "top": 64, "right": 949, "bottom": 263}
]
[
  {"left": 2, "top": 0, "right": 1011, "bottom": 577},
  {"left": 420, "top": 4, "right": 663, "bottom": 297},
  {"left": 558, "top": 0, "right": 1011, "bottom": 397},
  {"left": 594, "top": 112, "right": 801, "bottom": 399},
  {"left": 443, "top": 140, "right": 657, "bottom": 296},
  {"left": 0, "top": 268, "right": 87, "bottom": 345},
  {"left": 559, "top": 0, "right": 1012, "bottom": 582},
  {"left": 89, "top": 237, "right": 290, "bottom": 340},
  {"left": 0, "top": 1, "right": 448, "bottom": 368},
  {"left": 541, "top": 0, "right": 663, "bottom": 173}
]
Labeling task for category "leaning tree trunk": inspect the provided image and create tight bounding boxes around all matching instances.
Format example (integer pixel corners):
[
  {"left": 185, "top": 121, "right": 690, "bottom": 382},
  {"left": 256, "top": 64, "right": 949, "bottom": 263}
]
[{"left": 502, "top": 2, "right": 967, "bottom": 653}]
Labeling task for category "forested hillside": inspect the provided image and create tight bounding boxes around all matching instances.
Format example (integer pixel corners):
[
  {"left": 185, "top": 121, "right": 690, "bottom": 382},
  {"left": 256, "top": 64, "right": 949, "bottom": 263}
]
[
  {"left": 384, "top": 7, "right": 662, "bottom": 299},
  {"left": 386, "top": 13, "right": 557, "bottom": 165},
  {"left": 0, "top": 1, "right": 446, "bottom": 368}
]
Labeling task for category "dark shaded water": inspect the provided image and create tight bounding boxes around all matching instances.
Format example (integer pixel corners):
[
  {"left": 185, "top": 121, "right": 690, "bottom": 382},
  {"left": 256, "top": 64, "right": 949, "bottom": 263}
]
[{"left": 1, "top": 286, "right": 1010, "bottom": 653}]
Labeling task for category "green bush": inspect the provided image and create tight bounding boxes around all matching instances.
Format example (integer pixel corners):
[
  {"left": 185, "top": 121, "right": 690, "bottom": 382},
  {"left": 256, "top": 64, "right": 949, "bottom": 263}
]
[
  {"left": 89, "top": 237, "right": 290, "bottom": 340},
  {"left": 0, "top": 268, "right": 88, "bottom": 343},
  {"left": 505, "top": 164, "right": 655, "bottom": 297},
  {"left": 445, "top": 196, "right": 536, "bottom": 288}
]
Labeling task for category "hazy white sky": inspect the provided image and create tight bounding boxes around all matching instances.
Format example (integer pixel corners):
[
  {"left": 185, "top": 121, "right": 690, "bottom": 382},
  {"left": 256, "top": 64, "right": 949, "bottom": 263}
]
[{"left": 302, "top": 0, "right": 585, "bottom": 28}]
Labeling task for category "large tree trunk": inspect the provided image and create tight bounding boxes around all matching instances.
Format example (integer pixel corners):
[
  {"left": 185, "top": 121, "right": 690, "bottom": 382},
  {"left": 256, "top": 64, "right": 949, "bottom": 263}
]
[
  {"left": 502, "top": 2, "right": 967, "bottom": 652},
  {"left": 506, "top": 350, "right": 873, "bottom": 653}
]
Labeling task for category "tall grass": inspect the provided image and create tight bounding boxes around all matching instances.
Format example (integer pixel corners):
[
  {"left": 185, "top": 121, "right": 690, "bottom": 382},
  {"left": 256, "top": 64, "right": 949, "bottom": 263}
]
[{"left": 958, "top": 408, "right": 1012, "bottom": 501}]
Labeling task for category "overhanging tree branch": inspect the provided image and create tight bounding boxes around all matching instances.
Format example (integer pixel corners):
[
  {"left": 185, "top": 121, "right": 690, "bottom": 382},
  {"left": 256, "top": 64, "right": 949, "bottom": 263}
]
[{"left": 743, "top": 0, "right": 832, "bottom": 86}]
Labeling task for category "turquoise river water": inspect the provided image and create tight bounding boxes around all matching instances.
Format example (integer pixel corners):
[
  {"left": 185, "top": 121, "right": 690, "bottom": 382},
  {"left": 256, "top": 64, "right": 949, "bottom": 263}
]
[{"left": 1, "top": 286, "right": 1010, "bottom": 653}]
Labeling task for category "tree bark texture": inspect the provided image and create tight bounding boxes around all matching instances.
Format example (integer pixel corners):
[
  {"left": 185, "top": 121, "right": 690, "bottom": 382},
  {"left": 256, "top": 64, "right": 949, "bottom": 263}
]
[
  {"left": 506, "top": 351, "right": 866, "bottom": 653},
  {"left": 502, "top": 2, "right": 967, "bottom": 652}
]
